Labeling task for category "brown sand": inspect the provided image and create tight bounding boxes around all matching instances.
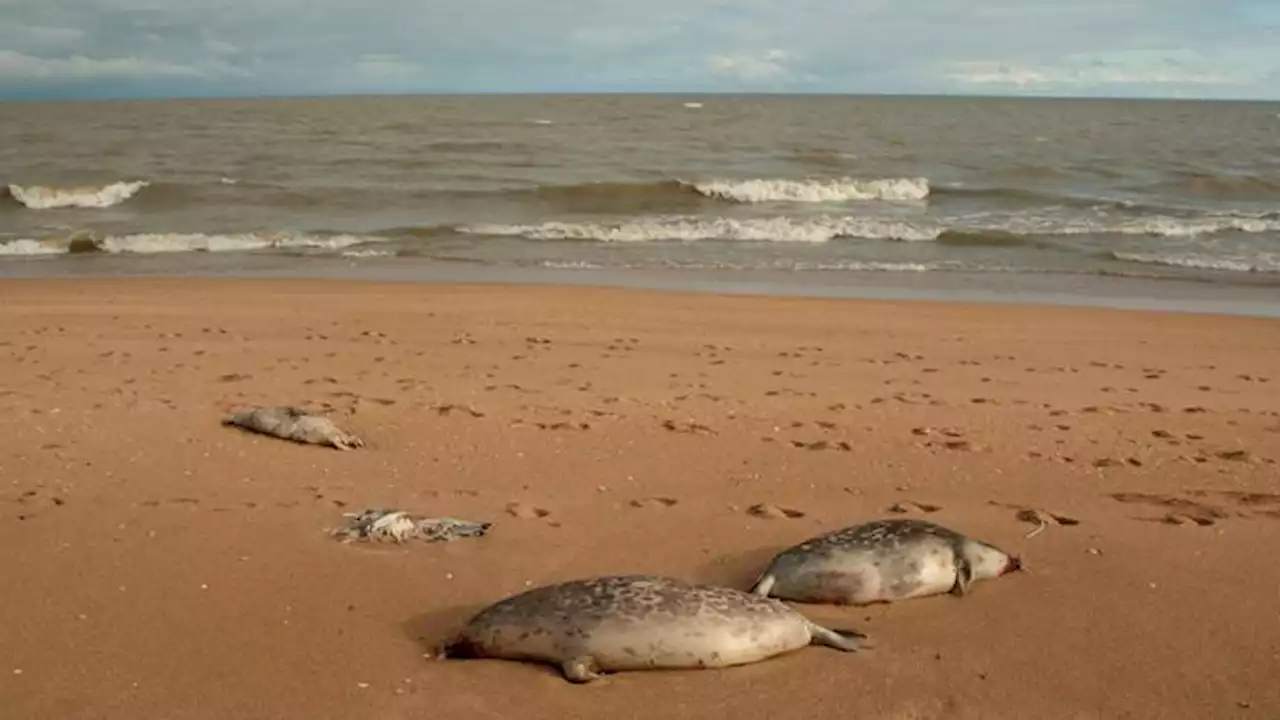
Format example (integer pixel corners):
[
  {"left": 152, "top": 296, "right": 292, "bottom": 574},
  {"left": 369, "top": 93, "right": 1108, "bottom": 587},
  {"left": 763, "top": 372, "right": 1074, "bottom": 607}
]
[{"left": 1, "top": 277, "right": 1278, "bottom": 720}]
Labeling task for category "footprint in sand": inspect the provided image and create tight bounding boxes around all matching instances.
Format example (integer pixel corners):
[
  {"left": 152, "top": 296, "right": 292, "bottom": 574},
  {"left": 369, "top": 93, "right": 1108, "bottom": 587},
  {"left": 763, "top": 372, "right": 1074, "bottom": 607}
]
[
  {"left": 432, "top": 403, "right": 485, "bottom": 418},
  {"left": 888, "top": 501, "right": 941, "bottom": 514},
  {"left": 629, "top": 497, "right": 679, "bottom": 509},
  {"left": 660, "top": 419, "right": 716, "bottom": 436},
  {"left": 1109, "top": 491, "right": 1230, "bottom": 526},
  {"left": 1187, "top": 490, "right": 1280, "bottom": 520},
  {"left": 1157, "top": 513, "right": 1219, "bottom": 527},
  {"left": 1093, "top": 457, "right": 1144, "bottom": 468},
  {"left": 747, "top": 503, "right": 806, "bottom": 519},
  {"left": 531, "top": 421, "right": 590, "bottom": 431},
  {"left": 506, "top": 502, "right": 552, "bottom": 520},
  {"left": 788, "top": 439, "right": 853, "bottom": 452}
]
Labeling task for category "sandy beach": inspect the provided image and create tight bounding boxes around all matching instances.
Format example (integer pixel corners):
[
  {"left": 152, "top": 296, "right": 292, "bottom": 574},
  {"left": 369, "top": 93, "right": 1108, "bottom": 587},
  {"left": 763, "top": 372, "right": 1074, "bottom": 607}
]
[{"left": 1, "top": 276, "right": 1278, "bottom": 720}]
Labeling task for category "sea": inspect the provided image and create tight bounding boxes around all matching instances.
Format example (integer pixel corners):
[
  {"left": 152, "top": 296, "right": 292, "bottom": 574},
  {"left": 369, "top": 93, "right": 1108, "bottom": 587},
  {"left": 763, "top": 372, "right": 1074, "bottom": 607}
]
[{"left": 3, "top": 94, "right": 1279, "bottom": 314}]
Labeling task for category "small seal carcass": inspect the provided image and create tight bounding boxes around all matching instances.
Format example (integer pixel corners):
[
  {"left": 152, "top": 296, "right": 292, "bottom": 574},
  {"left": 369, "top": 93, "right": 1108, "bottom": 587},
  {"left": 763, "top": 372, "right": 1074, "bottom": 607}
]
[
  {"left": 751, "top": 518, "right": 1021, "bottom": 605},
  {"left": 222, "top": 405, "right": 364, "bottom": 450},
  {"left": 439, "top": 574, "right": 867, "bottom": 682},
  {"left": 330, "top": 508, "right": 491, "bottom": 543}
]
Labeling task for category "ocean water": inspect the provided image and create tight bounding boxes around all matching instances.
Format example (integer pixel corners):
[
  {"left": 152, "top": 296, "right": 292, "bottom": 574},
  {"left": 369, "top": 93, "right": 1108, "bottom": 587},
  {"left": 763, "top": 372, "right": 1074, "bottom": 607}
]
[{"left": 2, "top": 94, "right": 1279, "bottom": 306}]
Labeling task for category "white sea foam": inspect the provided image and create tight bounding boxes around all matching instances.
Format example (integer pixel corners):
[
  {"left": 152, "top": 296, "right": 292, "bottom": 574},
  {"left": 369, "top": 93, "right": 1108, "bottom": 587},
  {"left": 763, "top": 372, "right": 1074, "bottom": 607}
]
[
  {"left": 461, "top": 216, "right": 937, "bottom": 243},
  {"left": 97, "top": 232, "right": 371, "bottom": 254},
  {"left": 540, "top": 260, "right": 606, "bottom": 269},
  {"left": 7, "top": 180, "right": 150, "bottom": 209},
  {"left": 0, "top": 231, "right": 377, "bottom": 256},
  {"left": 340, "top": 248, "right": 396, "bottom": 258},
  {"left": 1000, "top": 213, "right": 1280, "bottom": 238},
  {"left": 0, "top": 239, "right": 67, "bottom": 256},
  {"left": 789, "top": 260, "right": 944, "bottom": 272},
  {"left": 1112, "top": 251, "right": 1280, "bottom": 273},
  {"left": 689, "top": 177, "right": 930, "bottom": 203}
]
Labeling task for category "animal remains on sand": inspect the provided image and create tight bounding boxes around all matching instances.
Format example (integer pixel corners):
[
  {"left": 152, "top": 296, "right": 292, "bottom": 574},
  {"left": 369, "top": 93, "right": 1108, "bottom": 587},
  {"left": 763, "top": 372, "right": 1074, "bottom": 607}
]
[
  {"left": 330, "top": 508, "right": 492, "bottom": 544},
  {"left": 439, "top": 574, "right": 868, "bottom": 683},
  {"left": 751, "top": 518, "right": 1022, "bottom": 605},
  {"left": 222, "top": 405, "right": 364, "bottom": 450}
]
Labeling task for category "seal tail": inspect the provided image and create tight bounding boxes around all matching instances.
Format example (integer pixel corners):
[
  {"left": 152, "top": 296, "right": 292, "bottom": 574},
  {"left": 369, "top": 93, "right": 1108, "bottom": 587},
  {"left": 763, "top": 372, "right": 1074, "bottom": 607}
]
[
  {"left": 435, "top": 636, "right": 480, "bottom": 660},
  {"left": 749, "top": 571, "right": 777, "bottom": 597},
  {"left": 805, "top": 620, "right": 869, "bottom": 653}
]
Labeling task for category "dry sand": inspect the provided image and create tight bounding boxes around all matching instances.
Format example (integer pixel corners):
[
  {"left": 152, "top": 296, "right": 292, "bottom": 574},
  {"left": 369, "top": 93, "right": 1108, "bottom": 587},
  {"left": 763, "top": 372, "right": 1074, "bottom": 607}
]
[{"left": 1, "top": 277, "right": 1278, "bottom": 720}]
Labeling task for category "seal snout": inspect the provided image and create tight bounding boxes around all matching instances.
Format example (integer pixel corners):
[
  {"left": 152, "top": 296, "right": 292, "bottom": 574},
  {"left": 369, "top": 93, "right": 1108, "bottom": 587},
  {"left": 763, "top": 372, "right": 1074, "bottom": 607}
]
[{"left": 1004, "top": 555, "right": 1024, "bottom": 574}]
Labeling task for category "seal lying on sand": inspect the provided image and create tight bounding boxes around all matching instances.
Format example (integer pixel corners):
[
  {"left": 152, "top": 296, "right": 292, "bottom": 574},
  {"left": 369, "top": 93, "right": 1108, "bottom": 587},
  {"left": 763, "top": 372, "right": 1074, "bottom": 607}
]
[
  {"left": 440, "top": 574, "right": 867, "bottom": 682},
  {"left": 222, "top": 406, "right": 363, "bottom": 450},
  {"left": 330, "top": 508, "right": 491, "bottom": 543},
  {"left": 751, "top": 518, "right": 1021, "bottom": 605}
]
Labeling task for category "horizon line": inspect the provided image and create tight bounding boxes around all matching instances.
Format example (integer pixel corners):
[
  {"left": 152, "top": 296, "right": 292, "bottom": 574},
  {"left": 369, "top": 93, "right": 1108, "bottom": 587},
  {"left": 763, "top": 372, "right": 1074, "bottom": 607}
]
[{"left": 3, "top": 89, "right": 1280, "bottom": 104}]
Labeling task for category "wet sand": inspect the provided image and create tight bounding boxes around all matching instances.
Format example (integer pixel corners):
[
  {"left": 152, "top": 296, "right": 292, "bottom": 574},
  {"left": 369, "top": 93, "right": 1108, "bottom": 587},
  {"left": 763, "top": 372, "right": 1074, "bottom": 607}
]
[{"left": 1, "top": 277, "right": 1278, "bottom": 720}]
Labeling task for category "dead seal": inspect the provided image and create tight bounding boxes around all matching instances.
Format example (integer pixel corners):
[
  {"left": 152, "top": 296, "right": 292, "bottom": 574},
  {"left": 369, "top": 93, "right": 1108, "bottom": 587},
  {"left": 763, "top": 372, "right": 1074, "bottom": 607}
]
[
  {"left": 222, "top": 405, "right": 364, "bottom": 450},
  {"left": 751, "top": 518, "right": 1021, "bottom": 605},
  {"left": 439, "top": 574, "right": 867, "bottom": 682}
]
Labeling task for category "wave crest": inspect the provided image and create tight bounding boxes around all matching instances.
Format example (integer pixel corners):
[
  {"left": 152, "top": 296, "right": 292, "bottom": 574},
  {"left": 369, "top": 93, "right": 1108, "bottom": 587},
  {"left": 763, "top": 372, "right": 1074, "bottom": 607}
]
[
  {"left": 689, "top": 177, "right": 929, "bottom": 203},
  {"left": 7, "top": 180, "right": 150, "bottom": 209},
  {"left": 0, "top": 231, "right": 377, "bottom": 256},
  {"left": 460, "top": 216, "right": 937, "bottom": 243},
  {"left": 1112, "top": 251, "right": 1280, "bottom": 274}
]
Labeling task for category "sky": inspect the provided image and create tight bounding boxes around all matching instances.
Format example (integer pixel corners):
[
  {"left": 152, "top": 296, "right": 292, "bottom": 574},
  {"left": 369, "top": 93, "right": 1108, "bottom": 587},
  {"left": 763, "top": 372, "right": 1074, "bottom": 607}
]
[{"left": 1, "top": 0, "right": 1278, "bottom": 100}]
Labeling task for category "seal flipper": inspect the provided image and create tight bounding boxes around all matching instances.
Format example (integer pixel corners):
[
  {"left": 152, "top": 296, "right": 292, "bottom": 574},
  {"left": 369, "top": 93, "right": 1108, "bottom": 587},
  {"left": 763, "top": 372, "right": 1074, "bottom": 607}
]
[
  {"left": 750, "top": 572, "right": 777, "bottom": 597},
  {"left": 561, "top": 656, "right": 603, "bottom": 683},
  {"left": 804, "top": 620, "right": 868, "bottom": 652},
  {"left": 437, "top": 635, "right": 480, "bottom": 660},
  {"left": 951, "top": 555, "right": 974, "bottom": 597}
]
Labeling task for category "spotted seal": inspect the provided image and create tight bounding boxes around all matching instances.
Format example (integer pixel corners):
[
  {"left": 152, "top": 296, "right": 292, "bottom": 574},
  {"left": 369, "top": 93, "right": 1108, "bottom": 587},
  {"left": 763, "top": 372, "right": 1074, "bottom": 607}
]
[
  {"left": 439, "top": 574, "right": 867, "bottom": 682},
  {"left": 222, "top": 405, "right": 364, "bottom": 450},
  {"left": 751, "top": 518, "right": 1022, "bottom": 605}
]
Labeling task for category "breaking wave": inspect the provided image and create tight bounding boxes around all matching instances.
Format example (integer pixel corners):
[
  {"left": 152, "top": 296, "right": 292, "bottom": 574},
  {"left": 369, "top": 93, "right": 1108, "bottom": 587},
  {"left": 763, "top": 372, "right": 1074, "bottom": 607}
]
[
  {"left": 0, "top": 231, "right": 379, "bottom": 256},
  {"left": 1045, "top": 214, "right": 1280, "bottom": 237},
  {"left": 460, "top": 216, "right": 938, "bottom": 243},
  {"left": 1112, "top": 251, "right": 1280, "bottom": 274},
  {"left": 7, "top": 181, "right": 150, "bottom": 209},
  {"left": 687, "top": 176, "right": 930, "bottom": 203},
  {"left": 458, "top": 209, "right": 1280, "bottom": 244},
  {"left": 498, "top": 176, "right": 931, "bottom": 213}
]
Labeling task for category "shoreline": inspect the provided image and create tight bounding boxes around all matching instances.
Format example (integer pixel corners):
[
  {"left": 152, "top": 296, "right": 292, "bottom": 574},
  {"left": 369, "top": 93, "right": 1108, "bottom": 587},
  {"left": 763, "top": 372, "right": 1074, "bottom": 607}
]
[
  {"left": 2, "top": 257, "right": 1279, "bottom": 319},
  {"left": 3, "top": 276, "right": 1278, "bottom": 719}
]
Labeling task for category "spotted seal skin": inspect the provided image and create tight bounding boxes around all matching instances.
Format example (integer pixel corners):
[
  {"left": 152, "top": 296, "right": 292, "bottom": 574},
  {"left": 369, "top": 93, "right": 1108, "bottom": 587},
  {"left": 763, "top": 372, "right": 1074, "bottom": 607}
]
[
  {"left": 222, "top": 406, "right": 364, "bottom": 450},
  {"left": 440, "top": 574, "right": 867, "bottom": 682},
  {"left": 751, "top": 518, "right": 1022, "bottom": 605}
]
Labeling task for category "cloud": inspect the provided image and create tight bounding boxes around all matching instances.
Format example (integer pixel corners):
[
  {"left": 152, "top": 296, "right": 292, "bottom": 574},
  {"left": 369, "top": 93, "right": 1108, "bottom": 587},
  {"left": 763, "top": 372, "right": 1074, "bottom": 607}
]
[
  {"left": 948, "top": 54, "right": 1250, "bottom": 89},
  {"left": 0, "top": 50, "right": 206, "bottom": 80},
  {"left": 17, "top": 25, "right": 86, "bottom": 45},
  {"left": 710, "top": 49, "right": 791, "bottom": 83},
  {"left": 354, "top": 54, "right": 420, "bottom": 81},
  {"left": 0, "top": 0, "right": 1276, "bottom": 99}
]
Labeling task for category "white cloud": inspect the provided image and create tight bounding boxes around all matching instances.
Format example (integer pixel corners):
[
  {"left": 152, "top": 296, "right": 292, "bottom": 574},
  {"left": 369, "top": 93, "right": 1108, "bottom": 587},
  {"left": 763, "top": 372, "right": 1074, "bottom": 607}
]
[
  {"left": 0, "top": 50, "right": 206, "bottom": 80},
  {"left": 355, "top": 54, "right": 419, "bottom": 80},
  {"left": 0, "top": 0, "right": 1277, "bottom": 98},
  {"left": 204, "top": 38, "right": 240, "bottom": 57},
  {"left": 709, "top": 49, "right": 790, "bottom": 82},
  {"left": 19, "top": 25, "right": 86, "bottom": 45},
  {"left": 948, "top": 50, "right": 1253, "bottom": 89}
]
